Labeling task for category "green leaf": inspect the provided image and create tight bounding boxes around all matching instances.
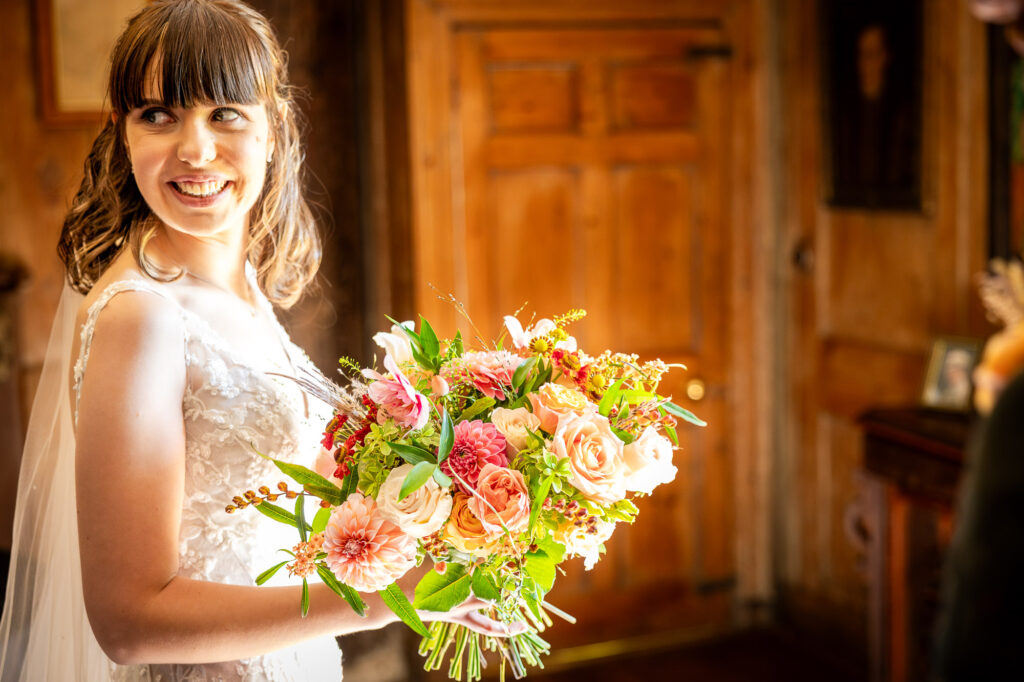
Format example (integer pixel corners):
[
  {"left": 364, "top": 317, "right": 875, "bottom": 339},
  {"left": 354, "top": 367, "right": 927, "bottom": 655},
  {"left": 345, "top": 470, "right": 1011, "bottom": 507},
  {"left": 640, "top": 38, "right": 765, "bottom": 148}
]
[
  {"left": 253, "top": 501, "right": 298, "bottom": 529},
  {"left": 528, "top": 473, "right": 555, "bottom": 535},
  {"left": 512, "top": 357, "right": 539, "bottom": 391},
  {"left": 611, "top": 426, "right": 635, "bottom": 445},
  {"left": 438, "top": 410, "right": 455, "bottom": 463},
  {"left": 411, "top": 346, "right": 433, "bottom": 371},
  {"left": 295, "top": 495, "right": 308, "bottom": 543},
  {"left": 269, "top": 459, "right": 344, "bottom": 500},
  {"left": 311, "top": 507, "right": 331, "bottom": 534},
  {"left": 663, "top": 401, "right": 707, "bottom": 427},
  {"left": 620, "top": 388, "right": 658, "bottom": 403},
  {"left": 316, "top": 564, "right": 367, "bottom": 616},
  {"left": 413, "top": 563, "right": 472, "bottom": 612},
  {"left": 471, "top": 567, "right": 501, "bottom": 602},
  {"left": 301, "top": 578, "right": 310, "bottom": 617},
  {"left": 385, "top": 315, "right": 421, "bottom": 345},
  {"left": 340, "top": 470, "right": 359, "bottom": 500},
  {"left": 664, "top": 424, "right": 679, "bottom": 446},
  {"left": 380, "top": 582, "right": 430, "bottom": 637},
  {"left": 451, "top": 330, "right": 464, "bottom": 356},
  {"left": 524, "top": 551, "right": 556, "bottom": 593},
  {"left": 458, "top": 397, "right": 495, "bottom": 423},
  {"left": 256, "top": 560, "right": 290, "bottom": 586},
  {"left": 419, "top": 315, "right": 441, "bottom": 358},
  {"left": 432, "top": 467, "right": 452, "bottom": 489},
  {"left": 301, "top": 483, "right": 344, "bottom": 507},
  {"left": 399, "top": 461, "right": 437, "bottom": 501},
  {"left": 535, "top": 536, "right": 566, "bottom": 564},
  {"left": 387, "top": 441, "right": 437, "bottom": 465},
  {"left": 598, "top": 378, "right": 625, "bottom": 417}
]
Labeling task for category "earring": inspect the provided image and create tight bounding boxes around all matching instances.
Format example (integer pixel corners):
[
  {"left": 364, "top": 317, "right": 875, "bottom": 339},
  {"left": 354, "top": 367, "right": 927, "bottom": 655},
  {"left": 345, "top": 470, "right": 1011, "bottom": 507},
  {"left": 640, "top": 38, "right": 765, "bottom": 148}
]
[{"left": 266, "top": 149, "right": 274, "bottom": 164}]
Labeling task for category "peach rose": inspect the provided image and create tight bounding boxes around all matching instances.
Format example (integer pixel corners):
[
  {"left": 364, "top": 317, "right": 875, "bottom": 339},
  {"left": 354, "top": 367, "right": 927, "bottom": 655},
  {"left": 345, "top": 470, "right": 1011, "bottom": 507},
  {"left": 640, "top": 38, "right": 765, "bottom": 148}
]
[
  {"left": 444, "top": 492, "right": 499, "bottom": 557},
  {"left": 467, "top": 464, "right": 531, "bottom": 536},
  {"left": 622, "top": 426, "right": 677, "bottom": 494},
  {"left": 550, "top": 413, "right": 626, "bottom": 504},
  {"left": 376, "top": 463, "right": 454, "bottom": 538},
  {"left": 527, "top": 382, "right": 597, "bottom": 434},
  {"left": 490, "top": 407, "right": 542, "bottom": 456}
]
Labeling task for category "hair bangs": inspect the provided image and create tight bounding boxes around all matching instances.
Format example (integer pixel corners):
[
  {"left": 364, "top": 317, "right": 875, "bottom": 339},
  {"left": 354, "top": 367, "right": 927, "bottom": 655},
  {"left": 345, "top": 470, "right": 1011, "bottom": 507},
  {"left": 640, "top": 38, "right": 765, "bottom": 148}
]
[{"left": 110, "top": 1, "right": 275, "bottom": 114}]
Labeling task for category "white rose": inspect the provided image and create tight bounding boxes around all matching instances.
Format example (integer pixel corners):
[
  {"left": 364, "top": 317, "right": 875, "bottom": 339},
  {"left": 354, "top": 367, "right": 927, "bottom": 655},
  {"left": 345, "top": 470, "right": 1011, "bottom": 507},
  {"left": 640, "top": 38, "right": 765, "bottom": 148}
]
[
  {"left": 373, "top": 321, "right": 415, "bottom": 365},
  {"left": 622, "top": 426, "right": 677, "bottom": 494},
  {"left": 490, "top": 407, "right": 541, "bottom": 455},
  {"left": 557, "top": 517, "right": 615, "bottom": 570},
  {"left": 376, "top": 463, "right": 453, "bottom": 538}
]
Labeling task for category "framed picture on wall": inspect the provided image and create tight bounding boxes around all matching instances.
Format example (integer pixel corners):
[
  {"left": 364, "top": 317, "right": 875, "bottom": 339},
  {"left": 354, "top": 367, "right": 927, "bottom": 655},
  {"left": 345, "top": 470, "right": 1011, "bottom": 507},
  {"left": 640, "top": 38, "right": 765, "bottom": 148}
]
[
  {"left": 33, "top": 0, "right": 146, "bottom": 125},
  {"left": 821, "top": 0, "right": 924, "bottom": 210},
  {"left": 921, "top": 337, "right": 982, "bottom": 412}
]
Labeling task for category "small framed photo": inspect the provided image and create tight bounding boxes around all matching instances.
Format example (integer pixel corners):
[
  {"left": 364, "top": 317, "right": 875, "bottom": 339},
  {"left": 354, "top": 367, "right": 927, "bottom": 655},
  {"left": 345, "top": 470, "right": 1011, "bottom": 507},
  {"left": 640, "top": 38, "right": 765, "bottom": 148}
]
[{"left": 921, "top": 337, "right": 982, "bottom": 412}]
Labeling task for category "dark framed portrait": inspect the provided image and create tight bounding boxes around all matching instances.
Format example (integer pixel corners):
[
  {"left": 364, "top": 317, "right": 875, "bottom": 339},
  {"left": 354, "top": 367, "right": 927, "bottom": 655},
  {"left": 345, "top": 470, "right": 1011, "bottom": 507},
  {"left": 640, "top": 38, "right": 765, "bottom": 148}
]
[
  {"left": 921, "top": 337, "right": 982, "bottom": 412},
  {"left": 821, "top": 0, "right": 923, "bottom": 210}
]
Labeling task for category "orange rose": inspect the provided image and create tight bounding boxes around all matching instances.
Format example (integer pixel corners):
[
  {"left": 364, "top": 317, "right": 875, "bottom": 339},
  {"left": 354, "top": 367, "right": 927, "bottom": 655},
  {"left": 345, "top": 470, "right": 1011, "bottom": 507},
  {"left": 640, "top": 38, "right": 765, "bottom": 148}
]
[
  {"left": 527, "top": 382, "right": 597, "bottom": 433},
  {"left": 467, "top": 464, "right": 531, "bottom": 536},
  {"left": 444, "top": 493, "right": 498, "bottom": 557}
]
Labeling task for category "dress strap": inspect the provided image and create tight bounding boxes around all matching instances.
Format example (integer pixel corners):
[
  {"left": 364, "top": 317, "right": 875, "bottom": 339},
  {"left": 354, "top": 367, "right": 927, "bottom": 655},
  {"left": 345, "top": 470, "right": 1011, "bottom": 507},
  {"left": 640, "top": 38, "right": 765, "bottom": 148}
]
[{"left": 72, "top": 279, "right": 188, "bottom": 424}]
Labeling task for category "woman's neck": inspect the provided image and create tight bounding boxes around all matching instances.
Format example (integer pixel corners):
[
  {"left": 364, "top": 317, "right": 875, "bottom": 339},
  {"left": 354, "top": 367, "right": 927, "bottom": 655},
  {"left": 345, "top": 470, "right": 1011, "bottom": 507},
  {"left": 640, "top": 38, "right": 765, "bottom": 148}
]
[{"left": 148, "top": 224, "right": 251, "bottom": 301}]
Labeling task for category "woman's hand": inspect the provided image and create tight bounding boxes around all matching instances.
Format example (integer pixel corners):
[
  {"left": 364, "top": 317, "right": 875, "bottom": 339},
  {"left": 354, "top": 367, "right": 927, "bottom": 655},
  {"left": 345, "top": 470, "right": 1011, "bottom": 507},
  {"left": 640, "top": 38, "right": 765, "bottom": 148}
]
[{"left": 418, "top": 597, "right": 528, "bottom": 637}]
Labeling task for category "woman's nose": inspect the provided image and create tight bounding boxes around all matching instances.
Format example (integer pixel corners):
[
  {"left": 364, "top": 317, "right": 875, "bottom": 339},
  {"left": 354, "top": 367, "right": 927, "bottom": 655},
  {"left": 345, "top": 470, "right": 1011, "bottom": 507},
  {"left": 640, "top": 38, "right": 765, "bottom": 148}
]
[{"left": 176, "top": 120, "right": 216, "bottom": 166}]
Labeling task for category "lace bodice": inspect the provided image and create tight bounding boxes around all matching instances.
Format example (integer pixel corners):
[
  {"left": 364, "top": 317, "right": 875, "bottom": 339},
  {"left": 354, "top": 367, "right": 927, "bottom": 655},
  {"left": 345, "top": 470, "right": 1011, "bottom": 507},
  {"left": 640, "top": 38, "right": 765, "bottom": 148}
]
[{"left": 73, "top": 277, "right": 342, "bottom": 682}]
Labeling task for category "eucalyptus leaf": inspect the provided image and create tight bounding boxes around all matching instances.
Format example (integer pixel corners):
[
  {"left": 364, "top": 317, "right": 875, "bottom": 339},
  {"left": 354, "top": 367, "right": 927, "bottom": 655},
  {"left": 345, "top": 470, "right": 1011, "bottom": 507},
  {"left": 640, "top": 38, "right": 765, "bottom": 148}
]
[
  {"left": 253, "top": 501, "right": 298, "bottom": 529},
  {"left": 663, "top": 401, "right": 708, "bottom": 427},
  {"left": 399, "top": 461, "right": 436, "bottom": 500},
  {"left": 413, "top": 563, "right": 472, "bottom": 612},
  {"left": 317, "top": 564, "right": 367, "bottom": 616},
  {"left": 256, "top": 560, "right": 290, "bottom": 586},
  {"left": 380, "top": 582, "right": 430, "bottom": 636}
]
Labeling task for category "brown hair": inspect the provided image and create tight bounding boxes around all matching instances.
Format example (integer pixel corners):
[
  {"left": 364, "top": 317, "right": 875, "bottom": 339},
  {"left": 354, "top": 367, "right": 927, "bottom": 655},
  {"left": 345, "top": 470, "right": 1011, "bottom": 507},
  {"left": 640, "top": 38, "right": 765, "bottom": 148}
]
[{"left": 57, "top": 0, "right": 319, "bottom": 308}]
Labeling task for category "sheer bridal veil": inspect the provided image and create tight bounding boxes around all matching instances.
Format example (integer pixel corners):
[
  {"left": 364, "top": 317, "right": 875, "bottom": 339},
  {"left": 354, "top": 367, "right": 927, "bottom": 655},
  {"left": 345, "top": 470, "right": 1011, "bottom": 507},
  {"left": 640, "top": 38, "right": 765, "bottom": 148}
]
[{"left": 0, "top": 284, "right": 110, "bottom": 680}]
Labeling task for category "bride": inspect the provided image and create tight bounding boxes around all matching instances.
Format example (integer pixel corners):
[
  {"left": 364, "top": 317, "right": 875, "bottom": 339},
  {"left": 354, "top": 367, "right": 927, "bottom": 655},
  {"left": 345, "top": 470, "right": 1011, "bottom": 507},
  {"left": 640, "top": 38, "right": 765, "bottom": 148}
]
[{"left": 0, "top": 1, "right": 505, "bottom": 680}]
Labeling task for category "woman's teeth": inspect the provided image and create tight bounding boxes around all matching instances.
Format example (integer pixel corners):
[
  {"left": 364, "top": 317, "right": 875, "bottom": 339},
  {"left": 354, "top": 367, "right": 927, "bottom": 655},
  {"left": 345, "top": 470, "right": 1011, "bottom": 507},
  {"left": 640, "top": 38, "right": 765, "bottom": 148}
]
[{"left": 174, "top": 180, "right": 228, "bottom": 197}]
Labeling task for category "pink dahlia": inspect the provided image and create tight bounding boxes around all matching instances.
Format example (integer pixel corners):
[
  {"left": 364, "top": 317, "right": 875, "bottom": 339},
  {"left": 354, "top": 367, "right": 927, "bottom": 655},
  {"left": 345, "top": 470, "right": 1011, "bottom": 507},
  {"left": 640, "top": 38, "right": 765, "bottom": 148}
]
[
  {"left": 462, "top": 350, "right": 519, "bottom": 400},
  {"left": 323, "top": 493, "right": 417, "bottom": 592},
  {"left": 441, "top": 419, "right": 508, "bottom": 495}
]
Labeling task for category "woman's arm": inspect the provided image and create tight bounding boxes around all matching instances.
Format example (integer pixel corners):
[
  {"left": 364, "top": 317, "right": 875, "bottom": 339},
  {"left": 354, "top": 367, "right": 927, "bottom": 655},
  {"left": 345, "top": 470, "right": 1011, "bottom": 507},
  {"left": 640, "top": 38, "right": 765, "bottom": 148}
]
[{"left": 74, "top": 292, "right": 503, "bottom": 666}]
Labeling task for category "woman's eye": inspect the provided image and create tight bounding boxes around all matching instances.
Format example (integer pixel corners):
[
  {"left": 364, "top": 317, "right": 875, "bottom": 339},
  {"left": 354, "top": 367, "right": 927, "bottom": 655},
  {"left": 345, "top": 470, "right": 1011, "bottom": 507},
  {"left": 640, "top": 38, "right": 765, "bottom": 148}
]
[
  {"left": 140, "top": 108, "right": 173, "bottom": 125},
  {"left": 213, "top": 108, "right": 242, "bottom": 123}
]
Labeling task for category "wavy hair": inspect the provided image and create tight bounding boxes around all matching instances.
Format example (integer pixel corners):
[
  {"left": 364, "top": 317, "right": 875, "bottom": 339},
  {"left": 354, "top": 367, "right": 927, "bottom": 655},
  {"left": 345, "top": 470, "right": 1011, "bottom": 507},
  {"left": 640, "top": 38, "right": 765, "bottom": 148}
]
[{"left": 57, "top": 0, "right": 320, "bottom": 308}]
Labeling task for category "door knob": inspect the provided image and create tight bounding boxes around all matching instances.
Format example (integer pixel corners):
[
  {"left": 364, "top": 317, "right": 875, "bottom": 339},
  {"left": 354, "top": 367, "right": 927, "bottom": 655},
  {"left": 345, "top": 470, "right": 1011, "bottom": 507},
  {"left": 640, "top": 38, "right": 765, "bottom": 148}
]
[{"left": 685, "top": 378, "right": 706, "bottom": 402}]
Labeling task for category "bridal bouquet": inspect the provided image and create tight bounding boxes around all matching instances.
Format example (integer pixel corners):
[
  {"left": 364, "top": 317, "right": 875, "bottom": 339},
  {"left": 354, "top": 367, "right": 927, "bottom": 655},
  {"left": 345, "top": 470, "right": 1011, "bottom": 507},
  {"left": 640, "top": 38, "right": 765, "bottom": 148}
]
[{"left": 228, "top": 310, "right": 704, "bottom": 680}]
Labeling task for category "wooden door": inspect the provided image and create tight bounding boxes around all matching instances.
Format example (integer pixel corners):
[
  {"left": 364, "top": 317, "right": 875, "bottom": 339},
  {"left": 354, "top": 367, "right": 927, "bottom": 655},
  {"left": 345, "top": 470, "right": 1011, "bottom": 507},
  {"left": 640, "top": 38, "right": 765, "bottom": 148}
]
[{"left": 404, "top": 0, "right": 760, "bottom": 650}]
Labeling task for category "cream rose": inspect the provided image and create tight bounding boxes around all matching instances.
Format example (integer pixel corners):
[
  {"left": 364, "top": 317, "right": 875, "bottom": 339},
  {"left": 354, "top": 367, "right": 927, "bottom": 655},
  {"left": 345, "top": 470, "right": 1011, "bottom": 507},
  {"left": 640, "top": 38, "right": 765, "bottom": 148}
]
[
  {"left": 550, "top": 413, "right": 627, "bottom": 504},
  {"left": 527, "top": 382, "right": 597, "bottom": 434},
  {"left": 490, "top": 407, "right": 541, "bottom": 456},
  {"left": 467, "top": 464, "right": 531, "bottom": 536},
  {"left": 376, "top": 463, "right": 454, "bottom": 538},
  {"left": 622, "top": 426, "right": 677, "bottom": 494}
]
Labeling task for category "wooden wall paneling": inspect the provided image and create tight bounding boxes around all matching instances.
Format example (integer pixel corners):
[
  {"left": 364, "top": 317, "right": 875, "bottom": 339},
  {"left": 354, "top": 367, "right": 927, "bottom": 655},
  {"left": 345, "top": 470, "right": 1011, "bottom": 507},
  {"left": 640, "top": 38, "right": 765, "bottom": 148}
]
[
  {"left": 778, "top": 0, "right": 989, "bottom": 672},
  {"left": 404, "top": 0, "right": 773, "bottom": 653}
]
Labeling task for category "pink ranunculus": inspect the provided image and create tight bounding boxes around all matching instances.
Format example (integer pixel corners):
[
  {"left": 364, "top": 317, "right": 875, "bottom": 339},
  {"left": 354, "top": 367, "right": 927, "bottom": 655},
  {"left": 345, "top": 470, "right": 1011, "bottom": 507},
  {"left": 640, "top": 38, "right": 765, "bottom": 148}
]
[
  {"left": 550, "top": 413, "right": 627, "bottom": 504},
  {"left": 323, "top": 493, "right": 417, "bottom": 592},
  {"left": 440, "top": 420, "right": 508, "bottom": 495},
  {"left": 467, "top": 464, "right": 531, "bottom": 537},
  {"left": 462, "top": 350, "right": 519, "bottom": 400},
  {"left": 364, "top": 354, "right": 430, "bottom": 430}
]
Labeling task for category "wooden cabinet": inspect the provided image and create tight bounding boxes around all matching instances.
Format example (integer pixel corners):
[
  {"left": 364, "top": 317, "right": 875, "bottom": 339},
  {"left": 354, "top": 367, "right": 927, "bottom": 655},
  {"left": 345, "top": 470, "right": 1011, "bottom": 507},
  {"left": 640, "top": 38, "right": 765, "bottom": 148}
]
[{"left": 859, "top": 408, "right": 973, "bottom": 682}]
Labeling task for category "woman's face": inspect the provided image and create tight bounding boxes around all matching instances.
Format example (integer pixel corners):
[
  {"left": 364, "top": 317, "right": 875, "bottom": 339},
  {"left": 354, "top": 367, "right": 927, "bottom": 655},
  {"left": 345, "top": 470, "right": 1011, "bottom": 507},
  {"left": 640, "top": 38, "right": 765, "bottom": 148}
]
[{"left": 124, "top": 87, "right": 273, "bottom": 241}]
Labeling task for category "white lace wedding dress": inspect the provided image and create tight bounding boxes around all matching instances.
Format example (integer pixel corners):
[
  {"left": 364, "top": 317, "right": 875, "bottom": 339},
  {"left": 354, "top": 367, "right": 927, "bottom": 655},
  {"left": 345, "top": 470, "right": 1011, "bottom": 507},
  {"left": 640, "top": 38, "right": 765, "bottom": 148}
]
[{"left": 72, "top": 277, "right": 343, "bottom": 682}]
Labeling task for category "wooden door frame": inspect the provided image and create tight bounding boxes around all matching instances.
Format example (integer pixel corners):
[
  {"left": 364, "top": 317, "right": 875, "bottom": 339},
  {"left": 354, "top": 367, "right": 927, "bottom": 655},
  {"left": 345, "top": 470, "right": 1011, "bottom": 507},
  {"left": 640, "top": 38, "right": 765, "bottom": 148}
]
[{"left": 364, "top": 0, "right": 783, "bottom": 638}]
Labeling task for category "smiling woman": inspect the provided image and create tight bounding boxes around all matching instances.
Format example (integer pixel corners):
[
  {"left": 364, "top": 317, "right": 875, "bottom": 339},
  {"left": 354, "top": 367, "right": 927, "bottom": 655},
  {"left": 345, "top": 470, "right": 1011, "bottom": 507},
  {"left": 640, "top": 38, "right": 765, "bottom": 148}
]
[{"left": 0, "top": 2, "right": 506, "bottom": 681}]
